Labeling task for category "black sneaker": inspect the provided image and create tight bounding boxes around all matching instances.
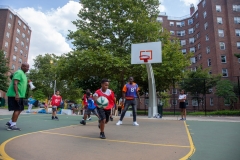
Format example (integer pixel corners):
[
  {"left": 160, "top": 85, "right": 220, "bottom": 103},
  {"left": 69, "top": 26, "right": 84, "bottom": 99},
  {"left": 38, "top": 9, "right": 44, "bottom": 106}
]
[
  {"left": 100, "top": 132, "right": 106, "bottom": 139},
  {"left": 7, "top": 125, "right": 21, "bottom": 131},
  {"left": 55, "top": 116, "right": 59, "bottom": 121},
  {"left": 110, "top": 117, "right": 113, "bottom": 121},
  {"left": 5, "top": 122, "right": 11, "bottom": 127},
  {"left": 80, "top": 120, "right": 86, "bottom": 125},
  {"left": 52, "top": 116, "right": 54, "bottom": 120}
]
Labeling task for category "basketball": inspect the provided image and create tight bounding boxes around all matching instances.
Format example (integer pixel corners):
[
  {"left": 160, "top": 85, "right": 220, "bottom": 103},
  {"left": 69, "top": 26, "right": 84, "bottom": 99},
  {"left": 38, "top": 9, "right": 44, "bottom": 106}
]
[{"left": 96, "top": 96, "right": 109, "bottom": 108}]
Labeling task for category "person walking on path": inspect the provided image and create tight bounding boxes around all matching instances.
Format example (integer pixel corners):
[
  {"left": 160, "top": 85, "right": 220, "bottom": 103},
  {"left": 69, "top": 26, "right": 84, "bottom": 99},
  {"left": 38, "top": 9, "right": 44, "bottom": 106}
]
[
  {"left": 5, "top": 63, "right": 29, "bottom": 131},
  {"left": 27, "top": 95, "right": 35, "bottom": 113},
  {"left": 179, "top": 90, "right": 187, "bottom": 120},
  {"left": 116, "top": 77, "right": 141, "bottom": 126},
  {"left": 50, "top": 90, "right": 62, "bottom": 120}
]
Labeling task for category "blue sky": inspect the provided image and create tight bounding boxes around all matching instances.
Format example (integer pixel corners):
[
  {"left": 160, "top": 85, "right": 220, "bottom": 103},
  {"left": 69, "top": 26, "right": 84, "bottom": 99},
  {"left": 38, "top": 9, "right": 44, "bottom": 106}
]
[{"left": 0, "top": 0, "right": 200, "bottom": 67}]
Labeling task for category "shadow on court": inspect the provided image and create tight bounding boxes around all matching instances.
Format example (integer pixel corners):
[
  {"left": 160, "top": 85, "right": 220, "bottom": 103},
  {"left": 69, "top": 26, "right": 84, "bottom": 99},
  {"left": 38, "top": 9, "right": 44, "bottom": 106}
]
[{"left": 0, "top": 114, "right": 191, "bottom": 160}]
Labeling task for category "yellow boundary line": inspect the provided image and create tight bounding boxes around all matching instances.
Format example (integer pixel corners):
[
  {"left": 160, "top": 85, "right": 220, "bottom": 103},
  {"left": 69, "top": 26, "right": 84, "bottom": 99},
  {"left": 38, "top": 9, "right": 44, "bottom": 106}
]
[
  {"left": 40, "top": 131, "right": 190, "bottom": 148},
  {"left": 179, "top": 121, "right": 196, "bottom": 160}
]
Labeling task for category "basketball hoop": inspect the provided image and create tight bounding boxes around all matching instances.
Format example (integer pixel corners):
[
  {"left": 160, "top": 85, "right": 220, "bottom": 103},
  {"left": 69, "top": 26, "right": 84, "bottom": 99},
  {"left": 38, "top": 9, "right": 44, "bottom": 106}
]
[{"left": 139, "top": 55, "right": 150, "bottom": 62}]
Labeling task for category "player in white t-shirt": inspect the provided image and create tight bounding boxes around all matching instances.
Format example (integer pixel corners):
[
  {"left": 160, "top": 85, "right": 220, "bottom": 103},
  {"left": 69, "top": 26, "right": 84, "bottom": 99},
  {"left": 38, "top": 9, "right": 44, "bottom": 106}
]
[{"left": 178, "top": 90, "right": 187, "bottom": 120}]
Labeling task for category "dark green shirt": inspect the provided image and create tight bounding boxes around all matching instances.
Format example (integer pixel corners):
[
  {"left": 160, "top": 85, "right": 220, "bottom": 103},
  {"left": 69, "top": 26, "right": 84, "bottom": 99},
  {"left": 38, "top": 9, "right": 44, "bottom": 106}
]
[{"left": 7, "top": 70, "right": 27, "bottom": 98}]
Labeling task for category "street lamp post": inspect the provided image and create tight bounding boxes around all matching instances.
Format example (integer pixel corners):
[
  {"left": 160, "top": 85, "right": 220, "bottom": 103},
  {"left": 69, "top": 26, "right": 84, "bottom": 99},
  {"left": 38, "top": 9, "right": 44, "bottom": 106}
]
[{"left": 50, "top": 60, "right": 56, "bottom": 95}]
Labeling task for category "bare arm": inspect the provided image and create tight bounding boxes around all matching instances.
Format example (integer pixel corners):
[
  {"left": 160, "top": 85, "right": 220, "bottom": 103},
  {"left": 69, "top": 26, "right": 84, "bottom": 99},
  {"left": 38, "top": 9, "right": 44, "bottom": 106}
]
[
  {"left": 122, "top": 91, "right": 126, "bottom": 101},
  {"left": 137, "top": 91, "right": 142, "bottom": 103},
  {"left": 13, "top": 80, "right": 19, "bottom": 101}
]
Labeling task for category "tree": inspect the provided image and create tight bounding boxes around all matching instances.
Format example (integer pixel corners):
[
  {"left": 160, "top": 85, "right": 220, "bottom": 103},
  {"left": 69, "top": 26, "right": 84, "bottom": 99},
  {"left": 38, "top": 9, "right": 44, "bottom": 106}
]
[
  {"left": 58, "top": 0, "right": 191, "bottom": 94},
  {"left": 0, "top": 50, "right": 10, "bottom": 92},
  {"left": 215, "top": 80, "right": 238, "bottom": 110},
  {"left": 179, "top": 68, "right": 220, "bottom": 110}
]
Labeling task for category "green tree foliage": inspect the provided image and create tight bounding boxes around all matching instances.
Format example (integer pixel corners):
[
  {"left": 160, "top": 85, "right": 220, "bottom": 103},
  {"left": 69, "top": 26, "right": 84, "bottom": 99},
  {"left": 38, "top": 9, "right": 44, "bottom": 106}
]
[
  {"left": 215, "top": 80, "right": 238, "bottom": 110},
  {"left": 58, "top": 0, "right": 191, "bottom": 93},
  {"left": 0, "top": 50, "right": 10, "bottom": 92}
]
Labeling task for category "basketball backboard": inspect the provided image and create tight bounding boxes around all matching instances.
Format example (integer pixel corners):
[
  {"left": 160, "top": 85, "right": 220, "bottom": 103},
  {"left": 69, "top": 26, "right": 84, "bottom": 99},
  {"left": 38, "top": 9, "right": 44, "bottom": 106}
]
[{"left": 131, "top": 42, "right": 162, "bottom": 64}]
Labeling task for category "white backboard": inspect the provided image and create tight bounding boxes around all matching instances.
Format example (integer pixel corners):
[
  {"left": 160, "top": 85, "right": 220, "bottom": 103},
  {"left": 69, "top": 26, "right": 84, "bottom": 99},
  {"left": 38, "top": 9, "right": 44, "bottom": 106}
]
[{"left": 131, "top": 42, "right": 162, "bottom": 64}]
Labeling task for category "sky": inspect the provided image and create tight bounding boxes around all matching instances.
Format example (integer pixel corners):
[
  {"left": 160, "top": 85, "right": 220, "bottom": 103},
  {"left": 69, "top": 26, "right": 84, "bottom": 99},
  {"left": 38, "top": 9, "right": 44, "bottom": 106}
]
[{"left": 0, "top": 0, "right": 200, "bottom": 67}]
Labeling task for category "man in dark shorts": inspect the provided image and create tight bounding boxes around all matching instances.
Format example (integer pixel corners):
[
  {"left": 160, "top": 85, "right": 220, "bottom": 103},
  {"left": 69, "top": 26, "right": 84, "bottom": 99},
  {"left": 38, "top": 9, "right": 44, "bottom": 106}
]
[{"left": 5, "top": 63, "right": 29, "bottom": 131}]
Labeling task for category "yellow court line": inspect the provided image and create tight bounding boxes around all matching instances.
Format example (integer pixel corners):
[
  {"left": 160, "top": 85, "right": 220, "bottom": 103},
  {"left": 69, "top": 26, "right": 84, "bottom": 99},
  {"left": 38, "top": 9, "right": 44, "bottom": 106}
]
[
  {"left": 40, "top": 131, "right": 190, "bottom": 148},
  {"left": 179, "top": 121, "right": 196, "bottom": 160},
  {"left": 0, "top": 121, "right": 96, "bottom": 160}
]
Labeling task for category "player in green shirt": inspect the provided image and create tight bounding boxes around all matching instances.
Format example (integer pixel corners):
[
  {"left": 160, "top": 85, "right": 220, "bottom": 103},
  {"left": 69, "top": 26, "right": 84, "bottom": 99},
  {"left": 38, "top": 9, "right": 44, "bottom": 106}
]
[{"left": 5, "top": 63, "right": 29, "bottom": 131}]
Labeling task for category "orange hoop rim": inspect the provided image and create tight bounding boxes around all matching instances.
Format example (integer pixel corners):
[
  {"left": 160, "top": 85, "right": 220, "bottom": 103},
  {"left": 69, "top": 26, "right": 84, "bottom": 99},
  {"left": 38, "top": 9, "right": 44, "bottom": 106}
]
[{"left": 139, "top": 55, "right": 150, "bottom": 62}]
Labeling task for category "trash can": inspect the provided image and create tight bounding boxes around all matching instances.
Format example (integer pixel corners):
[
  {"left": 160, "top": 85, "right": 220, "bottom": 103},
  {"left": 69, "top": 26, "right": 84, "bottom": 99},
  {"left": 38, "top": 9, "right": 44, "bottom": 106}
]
[
  {"left": 0, "top": 97, "right": 5, "bottom": 107},
  {"left": 157, "top": 104, "right": 163, "bottom": 118}
]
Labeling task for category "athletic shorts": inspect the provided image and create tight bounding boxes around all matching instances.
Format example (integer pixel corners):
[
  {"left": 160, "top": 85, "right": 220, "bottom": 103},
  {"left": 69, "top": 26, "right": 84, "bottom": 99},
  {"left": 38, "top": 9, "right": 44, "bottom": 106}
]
[
  {"left": 85, "top": 108, "right": 99, "bottom": 116},
  {"left": 8, "top": 97, "right": 24, "bottom": 111},
  {"left": 179, "top": 102, "right": 186, "bottom": 109},
  {"left": 52, "top": 106, "right": 57, "bottom": 112},
  {"left": 97, "top": 108, "right": 111, "bottom": 122}
]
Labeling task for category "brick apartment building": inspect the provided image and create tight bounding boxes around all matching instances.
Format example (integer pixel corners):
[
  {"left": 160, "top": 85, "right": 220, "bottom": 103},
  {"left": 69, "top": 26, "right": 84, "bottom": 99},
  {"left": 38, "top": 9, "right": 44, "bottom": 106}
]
[
  {"left": 157, "top": 0, "right": 240, "bottom": 110},
  {"left": 0, "top": 6, "right": 31, "bottom": 99}
]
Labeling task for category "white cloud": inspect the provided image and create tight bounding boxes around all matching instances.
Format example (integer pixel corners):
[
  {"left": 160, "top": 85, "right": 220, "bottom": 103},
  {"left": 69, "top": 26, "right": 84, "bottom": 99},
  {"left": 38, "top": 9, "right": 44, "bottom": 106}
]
[
  {"left": 159, "top": 0, "right": 166, "bottom": 13},
  {"left": 16, "top": 1, "right": 82, "bottom": 68},
  {"left": 180, "top": 0, "right": 199, "bottom": 6}
]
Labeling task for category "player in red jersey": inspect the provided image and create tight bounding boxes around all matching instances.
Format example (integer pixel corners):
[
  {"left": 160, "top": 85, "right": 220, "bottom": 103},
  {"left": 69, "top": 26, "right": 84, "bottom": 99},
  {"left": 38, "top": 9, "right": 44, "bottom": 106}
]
[
  {"left": 50, "top": 90, "right": 62, "bottom": 120},
  {"left": 82, "top": 89, "right": 92, "bottom": 120},
  {"left": 93, "top": 79, "right": 115, "bottom": 139}
]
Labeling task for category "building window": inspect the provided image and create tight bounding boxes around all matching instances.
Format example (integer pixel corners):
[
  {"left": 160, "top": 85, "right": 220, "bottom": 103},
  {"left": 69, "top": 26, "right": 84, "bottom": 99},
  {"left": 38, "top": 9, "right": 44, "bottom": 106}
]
[
  {"left": 170, "top": 31, "right": 175, "bottom": 35},
  {"left": 188, "top": 28, "right": 194, "bottom": 34},
  {"left": 237, "top": 42, "right": 240, "bottom": 49},
  {"left": 218, "top": 29, "right": 224, "bottom": 37},
  {"left": 221, "top": 55, "right": 226, "bottom": 63},
  {"left": 26, "top": 46, "right": 28, "bottom": 50},
  {"left": 206, "top": 46, "right": 210, "bottom": 54},
  {"left": 190, "top": 47, "right": 195, "bottom": 53},
  {"left": 219, "top": 42, "right": 225, "bottom": 50},
  {"left": 19, "top": 58, "right": 22, "bottom": 64},
  {"left": 157, "top": 17, "right": 163, "bottom": 22},
  {"left": 209, "top": 70, "right": 212, "bottom": 75},
  {"left": 23, "top": 25, "right": 27, "bottom": 30},
  {"left": 12, "top": 65, "right": 15, "bottom": 70},
  {"left": 16, "top": 37, "right": 19, "bottom": 43},
  {"left": 5, "top": 42, "right": 8, "bottom": 48},
  {"left": 14, "top": 46, "right": 18, "bottom": 52},
  {"left": 198, "top": 54, "right": 202, "bottom": 60},
  {"left": 207, "top": 59, "right": 211, "bottom": 66},
  {"left": 170, "top": 22, "right": 174, "bottom": 26},
  {"left": 234, "top": 17, "right": 240, "bottom": 24},
  {"left": 20, "top": 50, "right": 23, "bottom": 55},
  {"left": 217, "top": 17, "right": 223, "bottom": 24},
  {"left": 9, "top": 13, "right": 12, "bottom": 19},
  {"left": 27, "top": 38, "right": 29, "bottom": 43},
  {"left": 177, "top": 30, "right": 185, "bottom": 36},
  {"left": 202, "top": 0, "right": 206, "bottom": 8},
  {"left": 17, "top": 28, "right": 20, "bottom": 34},
  {"left": 233, "top": 5, "right": 240, "bottom": 12},
  {"left": 24, "top": 54, "right": 27, "bottom": 57},
  {"left": 172, "top": 99, "right": 177, "bottom": 105},
  {"left": 189, "top": 38, "right": 194, "bottom": 44},
  {"left": 203, "top": 11, "right": 207, "bottom": 19},
  {"left": 196, "top": 32, "right": 200, "bottom": 39},
  {"left": 236, "top": 29, "right": 240, "bottom": 36},
  {"left": 204, "top": 22, "right": 208, "bottom": 30},
  {"left": 181, "top": 21, "right": 185, "bottom": 27},
  {"left": 8, "top": 23, "right": 11, "bottom": 29},
  {"left": 181, "top": 40, "right": 186, "bottom": 46},
  {"left": 172, "top": 88, "right": 177, "bottom": 94},
  {"left": 195, "top": 12, "right": 198, "bottom": 18},
  {"left": 198, "top": 43, "right": 201, "bottom": 49},
  {"left": 22, "top": 33, "right": 25, "bottom": 38},
  {"left": 216, "top": 5, "right": 221, "bottom": 12},
  {"left": 28, "top": 30, "right": 30, "bottom": 34},
  {"left": 222, "top": 69, "right": 228, "bottom": 77},
  {"left": 13, "top": 55, "right": 17, "bottom": 61},
  {"left": 6, "top": 32, "right": 10, "bottom": 38},
  {"left": 210, "top": 98, "right": 214, "bottom": 106},
  {"left": 21, "top": 41, "right": 24, "bottom": 47},
  {"left": 195, "top": 56, "right": 198, "bottom": 63},
  {"left": 176, "top": 22, "right": 181, "bottom": 27},
  {"left": 205, "top": 35, "right": 209, "bottom": 41},
  {"left": 196, "top": 23, "right": 199, "bottom": 28},
  {"left": 18, "top": 20, "right": 22, "bottom": 26},
  {"left": 188, "top": 19, "right": 193, "bottom": 25},
  {"left": 182, "top": 49, "right": 187, "bottom": 54},
  {"left": 238, "top": 58, "right": 240, "bottom": 63},
  {"left": 192, "top": 99, "right": 198, "bottom": 106}
]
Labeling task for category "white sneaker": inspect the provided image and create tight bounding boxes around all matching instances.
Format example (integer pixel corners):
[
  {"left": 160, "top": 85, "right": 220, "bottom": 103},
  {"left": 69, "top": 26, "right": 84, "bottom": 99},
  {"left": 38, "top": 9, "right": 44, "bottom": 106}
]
[
  {"left": 116, "top": 120, "right": 122, "bottom": 125},
  {"left": 87, "top": 117, "right": 92, "bottom": 121},
  {"left": 133, "top": 122, "right": 139, "bottom": 126}
]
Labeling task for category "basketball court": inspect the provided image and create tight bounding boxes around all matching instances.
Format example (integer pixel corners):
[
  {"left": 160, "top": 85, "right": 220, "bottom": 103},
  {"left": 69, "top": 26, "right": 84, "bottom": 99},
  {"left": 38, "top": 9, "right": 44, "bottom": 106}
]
[{"left": 0, "top": 114, "right": 194, "bottom": 160}]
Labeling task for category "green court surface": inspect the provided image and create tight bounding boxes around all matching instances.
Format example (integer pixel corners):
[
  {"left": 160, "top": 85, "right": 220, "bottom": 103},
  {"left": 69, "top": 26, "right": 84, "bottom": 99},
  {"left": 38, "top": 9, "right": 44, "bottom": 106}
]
[{"left": 186, "top": 121, "right": 240, "bottom": 160}]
